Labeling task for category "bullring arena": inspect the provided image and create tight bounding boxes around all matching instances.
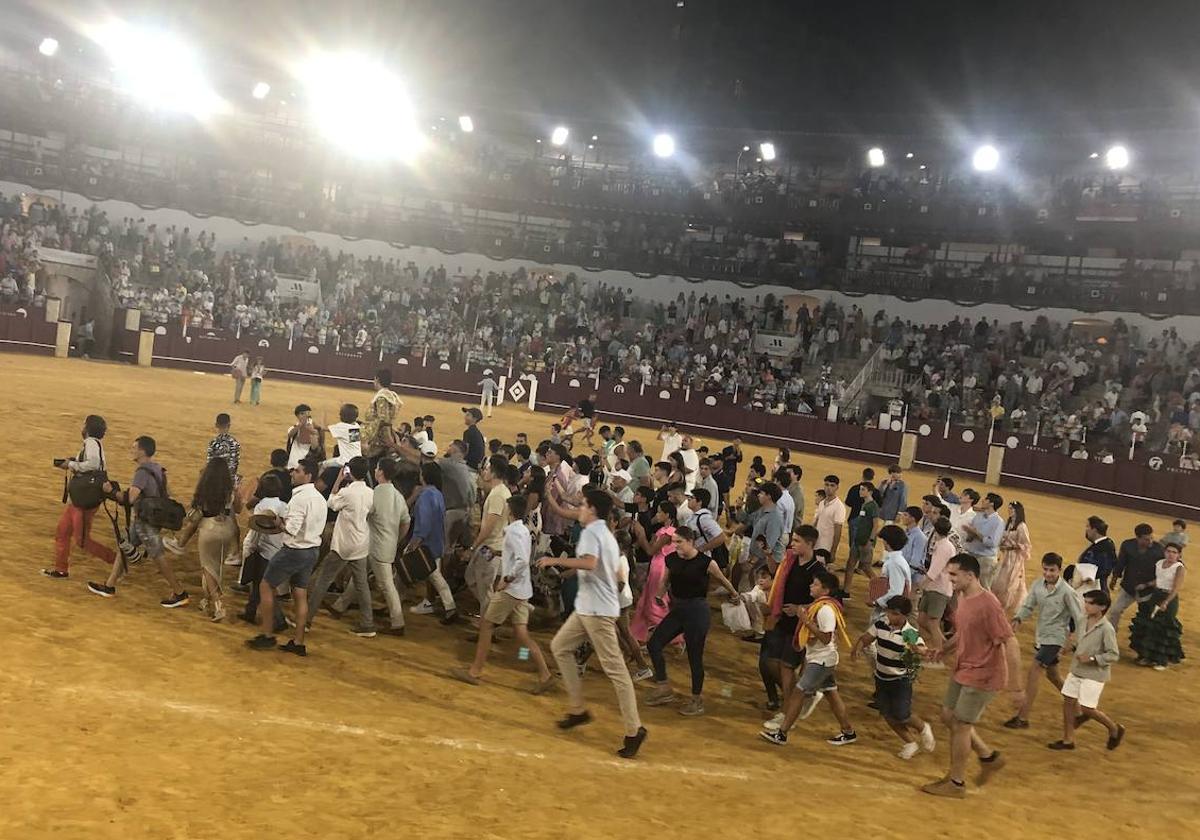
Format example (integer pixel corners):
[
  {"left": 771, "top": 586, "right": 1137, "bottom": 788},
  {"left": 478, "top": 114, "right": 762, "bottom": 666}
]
[{"left": 2, "top": 353, "right": 1192, "bottom": 838}]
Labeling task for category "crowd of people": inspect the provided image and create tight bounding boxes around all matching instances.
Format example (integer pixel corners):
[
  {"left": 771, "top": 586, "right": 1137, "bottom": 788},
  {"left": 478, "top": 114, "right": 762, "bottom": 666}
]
[
  {"left": 5, "top": 193, "right": 1200, "bottom": 458},
  {"left": 46, "top": 370, "right": 1186, "bottom": 790}
]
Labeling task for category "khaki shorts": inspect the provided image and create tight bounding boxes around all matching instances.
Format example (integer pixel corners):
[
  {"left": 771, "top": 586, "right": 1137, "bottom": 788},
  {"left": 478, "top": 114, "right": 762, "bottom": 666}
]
[
  {"left": 848, "top": 543, "right": 873, "bottom": 572},
  {"left": 919, "top": 590, "right": 951, "bottom": 620},
  {"left": 943, "top": 679, "right": 996, "bottom": 724},
  {"left": 483, "top": 590, "right": 533, "bottom": 626}
]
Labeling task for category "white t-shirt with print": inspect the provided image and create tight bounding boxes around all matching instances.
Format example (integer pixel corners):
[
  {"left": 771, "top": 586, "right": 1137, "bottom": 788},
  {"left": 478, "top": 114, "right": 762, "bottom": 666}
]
[
  {"left": 328, "top": 421, "right": 362, "bottom": 464},
  {"left": 805, "top": 603, "right": 840, "bottom": 667}
]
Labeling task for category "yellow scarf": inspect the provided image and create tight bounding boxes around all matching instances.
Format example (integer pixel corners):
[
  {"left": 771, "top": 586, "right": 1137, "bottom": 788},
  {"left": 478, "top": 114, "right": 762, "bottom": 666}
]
[{"left": 794, "top": 596, "right": 853, "bottom": 651}]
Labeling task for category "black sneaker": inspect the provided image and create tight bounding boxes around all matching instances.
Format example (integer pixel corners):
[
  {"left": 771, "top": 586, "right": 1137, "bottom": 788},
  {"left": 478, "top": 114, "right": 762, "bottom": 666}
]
[
  {"left": 161, "top": 591, "right": 190, "bottom": 609},
  {"left": 616, "top": 726, "right": 647, "bottom": 759},
  {"left": 280, "top": 640, "right": 307, "bottom": 657},
  {"left": 42, "top": 569, "right": 69, "bottom": 579},
  {"left": 827, "top": 731, "right": 858, "bottom": 746},
  {"left": 379, "top": 626, "right": 406, "bottom": 637},
  {"left": 438, "top": 610, "right": 459, "bottom": 626},
  {"left": 1003, "top": 716, "right": 1030, "bottom": 729},
  {"left": 246, "top": 634, "right": 277, "bottom": 650},
  {"left": 87, "top": 581, "right": 116, "bottom": 598},
  {"left": 759, "top": 729, "right": 788, "bottom": 746},
  {"left": 556, "top": 711, "right": 593, "bottom": 730}
]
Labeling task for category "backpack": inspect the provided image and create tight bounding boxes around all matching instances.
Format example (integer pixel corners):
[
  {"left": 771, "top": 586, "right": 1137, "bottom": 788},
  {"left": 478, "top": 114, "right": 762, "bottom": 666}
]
[
  {"left": 66, "top": 441, "right": 108, "bottom": 510},
  {"left": 133, "top": 465, "right": 187, "bottom": 531}
]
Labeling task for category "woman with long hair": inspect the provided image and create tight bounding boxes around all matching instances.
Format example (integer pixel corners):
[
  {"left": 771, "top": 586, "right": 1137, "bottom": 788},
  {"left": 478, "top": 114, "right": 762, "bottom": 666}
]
[
  {"left": 992, "top": 500, "right": 1031, "bottom": 614},
  {"left": 46, "top": 414, "right": 115, "bottom": 578},
  {"left": 629, "top": 501, "right": 680, "bottom": 644},
  {"left": 193, "top": 456, "right": 238, "bottom": 621}
]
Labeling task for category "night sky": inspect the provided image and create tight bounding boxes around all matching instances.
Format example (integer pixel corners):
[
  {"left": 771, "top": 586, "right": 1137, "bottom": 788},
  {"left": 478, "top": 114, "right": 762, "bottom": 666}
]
[{"left": 15, "top": 0, "right": 1200, "bottom": 133}]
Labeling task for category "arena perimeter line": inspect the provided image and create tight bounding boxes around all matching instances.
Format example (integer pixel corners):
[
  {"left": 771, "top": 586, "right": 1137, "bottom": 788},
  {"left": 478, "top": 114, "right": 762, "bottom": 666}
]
[{"left": 41, "top": 682, "right": 921, "bottom": 794}]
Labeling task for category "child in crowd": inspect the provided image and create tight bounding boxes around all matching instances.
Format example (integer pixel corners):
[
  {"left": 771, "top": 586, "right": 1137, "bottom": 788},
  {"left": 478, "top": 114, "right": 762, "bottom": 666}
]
[
  {"left": 759, "top": 570, "right": 856, "bottom": 747},
  {"left": 1051, "top": 589, "right": 1126, "bottom": 751},
  {"left": 740, "top": 565, "right": 773, "bottom": 640},
  {"left": 1162, "top": 520, "right": 1189, "bottom": 550},
  {"left": 852, "top": 595, "right": 936, "bottom": 759},
  {"left": 249, "top": 357, "right": 265, "bottom": 406}
]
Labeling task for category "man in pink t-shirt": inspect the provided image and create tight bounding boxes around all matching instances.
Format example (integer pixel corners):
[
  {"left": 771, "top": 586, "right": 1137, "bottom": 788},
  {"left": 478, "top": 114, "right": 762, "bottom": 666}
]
[{"left": 921, "top": 553, "right": 1022, "bottom": 799}]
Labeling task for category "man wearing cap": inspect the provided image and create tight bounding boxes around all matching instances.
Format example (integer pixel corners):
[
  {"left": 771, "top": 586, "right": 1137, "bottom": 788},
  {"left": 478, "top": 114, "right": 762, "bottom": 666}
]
[
  {"left": 461, "top": 407, "right": 486, "bottom": 472},
  {"left": 608, "top": 469, "right": 635, "bottom": 505}
]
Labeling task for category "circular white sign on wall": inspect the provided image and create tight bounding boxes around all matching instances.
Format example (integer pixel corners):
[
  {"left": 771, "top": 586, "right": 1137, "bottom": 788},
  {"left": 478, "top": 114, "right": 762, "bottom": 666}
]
[
  {"left": 568, "top": 378, "right": 581, "bottom": 388},
  {"left": 659, "top": 390, "right": 672, "bottom": 399},
  {"left": 704, "top": 395, "right": 717, "bottom": 406},
  {"left": 396, "top": 357, "right": 409, "bottom": 365},
  {"left": 890, "top": 420, "right": 903, "bottom": 432},
  {"left": 1006, "top": 436, "right": 1019, "bottom": 449},
  {"left": 918, "top": 424, "right": 931, "bottom": 436},
  {"left": 154, "top": 326, "right": 167, "bottom": 335},
  {"left": 439, "top": 362, "right": 451, "bottom": 370},
  {"left": 258, "top": 339, "right": 270, "bottom": 348},
  {"left": 307, "top": 345, "right": 319, "bottom": 354},
  {"left": 962, "top": 430, "right": 976, "bottom": 443}
]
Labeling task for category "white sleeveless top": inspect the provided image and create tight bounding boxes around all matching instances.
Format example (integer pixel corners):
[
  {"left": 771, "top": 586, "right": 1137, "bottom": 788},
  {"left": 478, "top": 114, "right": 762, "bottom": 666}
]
[{"left": 1156, "top": 559, "right": 1185, "bottom": 591}]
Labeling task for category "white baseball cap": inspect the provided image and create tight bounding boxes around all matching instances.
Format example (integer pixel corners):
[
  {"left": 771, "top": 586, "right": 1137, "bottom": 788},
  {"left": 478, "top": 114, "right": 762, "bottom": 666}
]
[{"left": 419, "top": 441, "right": 438, "bottom": 457}]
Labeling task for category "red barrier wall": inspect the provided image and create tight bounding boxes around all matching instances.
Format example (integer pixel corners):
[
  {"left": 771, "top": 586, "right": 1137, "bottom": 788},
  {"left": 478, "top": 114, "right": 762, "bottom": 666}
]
[{"left": 0, "top": 304, "right": 57, "bottom": 354}]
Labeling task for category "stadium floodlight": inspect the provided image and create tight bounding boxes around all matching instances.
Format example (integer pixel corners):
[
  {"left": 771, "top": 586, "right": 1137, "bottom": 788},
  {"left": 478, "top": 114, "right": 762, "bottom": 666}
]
[
  {"left": 905, "top": 152, "right": 914, "bottom": 159},
  {"left": 1089, "top": 152, "right": 1100, "bottom": 159},
  {"left": 867, "top": 147, "right": 886, "bottom": 167},
  {"left": 551, "top": 125, "right": 569, "bottom": 146},
  {"left": 299, "top": 52, "right": 424, "bottom": 161},
  {"left": 39, "top": 37, "right": 59, "bottom": 57},
  {"left": 652, "top": 133, "right": 676, "bottom": 158},
  {"left": 972, "top": 144, "right": 1000, "bottom": 172},
  {"left": 251, "top": 81, "right": 270, "bottom": 100},
  {"left": 592, "top": 134, "right": 598, "bottom": 141},
  {"left": 458, "top": 115, "right": 474, "bottom": 133},
  {"left": 89, "top": 21, "right": 223, "bottom": 118},
  {"left": 1105, "top": 144, "right": 1129, "bottom": 170},
  {"left": 759, "top": 142, "right": 776, "bottom": 161}
]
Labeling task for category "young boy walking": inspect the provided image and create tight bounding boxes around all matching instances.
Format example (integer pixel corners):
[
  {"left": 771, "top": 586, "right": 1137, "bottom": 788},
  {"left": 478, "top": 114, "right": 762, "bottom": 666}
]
[
  {"left": 1050, "top": 588, "right": 1126, "bottom": 751},
  {"left": 451, "top": 495, "right": 555, "bottom": 693},
  {"left": 852, "top": 594, "right": 936, "bottom": 759},
  {"left": 759, "top": 570, "right": 856, "bottom": 747}
]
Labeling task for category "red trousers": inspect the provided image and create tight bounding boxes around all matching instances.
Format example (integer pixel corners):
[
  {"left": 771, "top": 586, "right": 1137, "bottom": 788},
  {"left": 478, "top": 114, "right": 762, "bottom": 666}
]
[{"left": 54, "top": 504, "right": 115, "bottom": 573}]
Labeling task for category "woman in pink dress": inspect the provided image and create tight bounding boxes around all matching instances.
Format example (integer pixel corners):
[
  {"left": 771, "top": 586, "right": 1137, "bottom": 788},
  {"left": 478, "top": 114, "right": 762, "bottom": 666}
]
[
  {"left": 630, "top": 502, "right": 680, "bottom": 644},
  {"left": 992, "top": 500, "right": 1031, "bottom": 614}
]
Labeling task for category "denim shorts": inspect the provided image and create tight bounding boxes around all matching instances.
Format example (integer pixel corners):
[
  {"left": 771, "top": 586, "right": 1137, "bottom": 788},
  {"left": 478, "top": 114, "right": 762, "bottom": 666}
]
[
  {"left": 761, "top": 625, "right": 804, "bottom": 669},
  {"left": 797, "top": 661, "right": 838, "bottom": 694},
  {"left": 1034, "top": 644, "right": 1062, "bottom": 667},
  {"left": 875, "top": 675, "right": 913, "bottom": 721},
  {"left": 264, "top": 545, "right": 320, "bottom": 589}
]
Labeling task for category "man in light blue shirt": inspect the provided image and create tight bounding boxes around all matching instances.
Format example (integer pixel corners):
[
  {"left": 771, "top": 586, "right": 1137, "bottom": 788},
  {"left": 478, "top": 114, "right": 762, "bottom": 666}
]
[
  {"left": 961, "top": 491, "right": 1005, "bottom": 588},
  {"left": 898, "top": 506, "right": 929, "bottom": 583},
  {"left": 878, "top": 464, "right": 909, "bottom": 522}
]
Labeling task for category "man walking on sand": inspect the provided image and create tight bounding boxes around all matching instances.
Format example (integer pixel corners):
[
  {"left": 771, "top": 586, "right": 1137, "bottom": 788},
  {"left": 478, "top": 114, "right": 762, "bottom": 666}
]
[
  {"left": 921, "top": 554, "right": 1023, "bottom": 798},
  {"left": 537, "top": 489, "right": 647, "bottom": 759}
]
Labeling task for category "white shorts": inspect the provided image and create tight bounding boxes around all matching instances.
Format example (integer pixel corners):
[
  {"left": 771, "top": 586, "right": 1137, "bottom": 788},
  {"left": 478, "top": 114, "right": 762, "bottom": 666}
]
[{"left": 1061, "top": 673, "right": 1105, "bottom": 709}]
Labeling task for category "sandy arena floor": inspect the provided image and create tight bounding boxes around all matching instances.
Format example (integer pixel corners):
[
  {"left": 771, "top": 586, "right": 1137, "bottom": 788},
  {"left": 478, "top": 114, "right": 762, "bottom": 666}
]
[{"left": 1, "top": 354, "right": 1193, "bottom": 839}]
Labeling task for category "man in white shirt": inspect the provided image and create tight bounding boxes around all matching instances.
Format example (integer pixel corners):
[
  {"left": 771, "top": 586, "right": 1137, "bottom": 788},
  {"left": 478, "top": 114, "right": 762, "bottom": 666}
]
[
  {"left": 658, "top": 423, "right": 682, "bottom": 463},
  {"left": 477, "top": 375, "right": 499, "bottom": 417},
  {"left": 286, "top": 404, "right": 324, "bottom": 469},
  {"left": 677, "top": 434, "right": 700, "bottom": 491},
  {"left": 324, "top": 404, "right": 362, "bottom": 469},
  {"left": 304, "top": 457, "right": 377, "bottom": 637},
  {"left": 451, "top": 495, "right": 554, "bottom": 691},
  {"left": 247, "top": 455, "right": 329, "bottom": 656},
  {"left": 813, "top": 475, "right": 848, "bottom": 559},
  {"left": 538, "top": 490, "right": 647, "bottom": 759},
  {"left": 949, "top": 489, "right": 980, "bottom": 542}
]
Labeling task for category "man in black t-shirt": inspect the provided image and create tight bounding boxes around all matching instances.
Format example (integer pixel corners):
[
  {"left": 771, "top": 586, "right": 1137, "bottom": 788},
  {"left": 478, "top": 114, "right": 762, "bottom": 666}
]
[
  {"left": 461, "top": 407, "right": 486, "bottom": 471},
  {"left": 759, "top": 524, "right": 824, "bottom": 717}
]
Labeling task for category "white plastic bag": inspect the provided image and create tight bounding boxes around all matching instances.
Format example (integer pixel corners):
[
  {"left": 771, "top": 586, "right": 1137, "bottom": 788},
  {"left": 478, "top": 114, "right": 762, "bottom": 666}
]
[{"left": 722, "top": 601, "right": 752, "bottom": 634}]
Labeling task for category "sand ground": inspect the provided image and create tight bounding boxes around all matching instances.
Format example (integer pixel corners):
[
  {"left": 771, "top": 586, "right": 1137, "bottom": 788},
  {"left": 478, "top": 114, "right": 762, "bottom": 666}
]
[{"left": 1, "top": 354, "right": 1194, "bottom": 839}]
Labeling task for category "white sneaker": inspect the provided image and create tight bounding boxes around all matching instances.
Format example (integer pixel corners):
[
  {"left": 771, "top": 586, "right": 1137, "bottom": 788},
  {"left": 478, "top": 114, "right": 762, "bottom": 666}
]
[
  {"left": 898, "top": 741, "right": 920, "bottom": 760},
  {"left": 633, "top": 668, "right": 654, "bottom": 682},
  {"left": 762, "top": 712, "right": 786, "bottom": 732},
  {"left": 411, "top": 599, "right": 435, "bottom": 615},
  {"left": 798, "top": 690, "right": 824, "bottom": 720},
  {"left": 162, "top": 537, "right": 184, "bottom": 556},
  {"left": 919, "top": 722, "right": 936, "bottom": 752},
  {"left": 924, "top": 660, "right": 946, "bottom": 670},
  {"left": 224, "top": 554, "right": 243, "bottom": 566}
]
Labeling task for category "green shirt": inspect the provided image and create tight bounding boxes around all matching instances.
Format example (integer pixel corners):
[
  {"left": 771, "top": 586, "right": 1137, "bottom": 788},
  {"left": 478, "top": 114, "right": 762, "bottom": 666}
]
[{"left": 850, "top": 500, "right": 879, "bottom": 546}]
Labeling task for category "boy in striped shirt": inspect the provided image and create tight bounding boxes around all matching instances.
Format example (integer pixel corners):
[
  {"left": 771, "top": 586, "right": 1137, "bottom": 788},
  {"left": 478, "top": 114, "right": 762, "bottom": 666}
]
[{"left": 852, "top": 595, "right": 936, "bottom": 760}]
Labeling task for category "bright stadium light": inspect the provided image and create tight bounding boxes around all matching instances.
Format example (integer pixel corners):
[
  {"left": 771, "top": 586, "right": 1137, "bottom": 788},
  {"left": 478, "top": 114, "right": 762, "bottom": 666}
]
[
  {"left": 458, "top": 115, "right": 474, "bottom": 133},
  {"left": 867, "top": 147, "right": 886, "bottom": 167},
  {"left": 299, "top": 52, "right": 424, "bottom": 161},
  {"left": 972, "top": 144, "right": 1000, "bottom": 172},
  {"left": 39, "top": 37, "right": 59, "bottom": 57},
  {"left": 759, "top": 142, "right": 776, "bottom": 161},
  {"left": 652, "top": 133, "right": 676, "bottom": 158},
  {"left": 1105, "top": 144, "right": 1130, "bottom": 170},
  {"left": 251, "top": 81, "right": 270, "bottom": 100},
  {"left": 551, "top": 125, "right": 569, "bottom": 146},
  {"left": 90, "top": 21, "right": 222, "bottom": 118}
]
